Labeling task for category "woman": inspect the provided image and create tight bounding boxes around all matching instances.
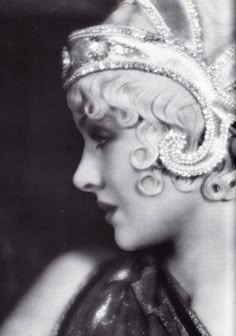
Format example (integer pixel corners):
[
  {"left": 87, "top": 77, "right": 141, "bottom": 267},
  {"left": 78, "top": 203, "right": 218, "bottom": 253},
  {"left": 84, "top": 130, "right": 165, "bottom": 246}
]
[
  {"left": 51, "top": 0, "right": 235, "bottom": 334},
  {"left": 0, "top": 0, "right": 235, "bottom": 335}
]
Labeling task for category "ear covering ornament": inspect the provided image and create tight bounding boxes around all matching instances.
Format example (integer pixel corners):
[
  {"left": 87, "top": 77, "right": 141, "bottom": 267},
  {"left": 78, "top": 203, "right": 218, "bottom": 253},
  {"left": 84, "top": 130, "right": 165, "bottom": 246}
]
[{"left": 62, "top": 0, "right": 235, "bottom": 177}]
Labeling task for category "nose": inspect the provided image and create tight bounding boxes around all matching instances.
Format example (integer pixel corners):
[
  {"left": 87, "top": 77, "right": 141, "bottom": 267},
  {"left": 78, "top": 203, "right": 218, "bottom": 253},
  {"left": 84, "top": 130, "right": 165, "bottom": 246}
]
[{"left": 73, "top": 151, "right": 104, "bottom": 193}]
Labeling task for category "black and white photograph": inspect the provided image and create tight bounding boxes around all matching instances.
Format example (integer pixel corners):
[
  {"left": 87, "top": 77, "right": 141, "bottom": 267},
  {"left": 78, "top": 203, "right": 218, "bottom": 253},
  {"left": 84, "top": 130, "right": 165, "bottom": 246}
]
[{"left": 0, "top": 1, "right": 235, "bottom": 335}]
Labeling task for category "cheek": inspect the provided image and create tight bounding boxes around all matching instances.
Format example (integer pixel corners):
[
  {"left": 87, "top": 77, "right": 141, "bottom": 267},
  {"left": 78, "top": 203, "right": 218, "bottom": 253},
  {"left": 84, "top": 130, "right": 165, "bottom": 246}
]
[
  {"left": 101, "top": 142, "right": 139, "bottom": 193},
  {"left": 114, "top": 196, "right": 181, "bottom": 251}
]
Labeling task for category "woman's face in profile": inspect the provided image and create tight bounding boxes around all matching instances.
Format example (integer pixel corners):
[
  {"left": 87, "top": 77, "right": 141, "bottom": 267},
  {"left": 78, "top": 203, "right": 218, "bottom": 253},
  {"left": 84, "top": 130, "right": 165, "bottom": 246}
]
[{"left": 68, "top": 94, "right": 195, "bottom": 251}]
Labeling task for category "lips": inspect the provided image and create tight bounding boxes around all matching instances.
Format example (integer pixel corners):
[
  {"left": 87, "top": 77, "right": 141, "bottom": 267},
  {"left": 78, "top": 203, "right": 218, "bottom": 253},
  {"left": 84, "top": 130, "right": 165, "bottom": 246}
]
[
  {"left": 97, "top": 201, "right": 116, "bottom": 211},
  {"left": 97, "top": 201, "right": 117, "bottom": 223}
]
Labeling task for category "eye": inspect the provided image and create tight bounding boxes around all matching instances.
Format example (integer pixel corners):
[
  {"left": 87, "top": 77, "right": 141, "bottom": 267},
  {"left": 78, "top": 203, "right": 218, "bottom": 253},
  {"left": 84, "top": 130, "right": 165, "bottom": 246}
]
[
  {"left": 95, "top": 135, "right": 110, "bottom": 148},
  {"left": 89, "top": 129, "right": 111, "bottom": 149}
]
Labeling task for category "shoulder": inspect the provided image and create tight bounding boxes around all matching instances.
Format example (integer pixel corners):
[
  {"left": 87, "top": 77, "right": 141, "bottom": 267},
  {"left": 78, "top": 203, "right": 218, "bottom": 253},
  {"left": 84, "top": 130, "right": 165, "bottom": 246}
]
[
  {"left": 53, "top": 253, "right": 167, "bottom": 335},
  {"left": 0, "top": 248, "right": 116, "bottom": 336}
]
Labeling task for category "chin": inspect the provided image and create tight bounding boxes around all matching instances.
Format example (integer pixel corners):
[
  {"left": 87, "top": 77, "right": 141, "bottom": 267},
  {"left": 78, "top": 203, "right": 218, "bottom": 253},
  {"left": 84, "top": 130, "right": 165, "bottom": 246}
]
[
  {"left": 114, "top": 226, "right": 171, "bottom": 252},
  {"left": 114, "top": 231, "right": 147, "bottom": 252}
]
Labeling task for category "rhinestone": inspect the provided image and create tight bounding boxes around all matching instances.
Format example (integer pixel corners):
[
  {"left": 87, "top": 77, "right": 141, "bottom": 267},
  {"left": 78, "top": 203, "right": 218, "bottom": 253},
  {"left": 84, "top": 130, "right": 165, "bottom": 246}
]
[{"left": 62, "top": 2, "right": 234, "bottom": 178}]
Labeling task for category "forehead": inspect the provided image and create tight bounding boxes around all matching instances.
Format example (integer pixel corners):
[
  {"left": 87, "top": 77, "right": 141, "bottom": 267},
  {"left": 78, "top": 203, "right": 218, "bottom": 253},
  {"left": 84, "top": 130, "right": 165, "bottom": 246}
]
[
  {"left": 67, "top": 71, "right": 138, "bottom": 131},
  {"left": 68, "top": 93, "right": 114, "bottom": 132},
  {"left": 67, "top": 71, "right": 117, "bottom": 108},
  {"left": 67, "top": 75, "right": 113, "bottom": 116},
  {"left": 67, "top": 85, "right": 117, "bottom": 132}
]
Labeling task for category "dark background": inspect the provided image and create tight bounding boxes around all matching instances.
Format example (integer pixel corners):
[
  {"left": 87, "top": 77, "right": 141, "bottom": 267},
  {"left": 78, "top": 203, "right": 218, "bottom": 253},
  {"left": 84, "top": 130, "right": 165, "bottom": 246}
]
[{"left": 0, "top": 0, "right": 117, "bottom": 324}]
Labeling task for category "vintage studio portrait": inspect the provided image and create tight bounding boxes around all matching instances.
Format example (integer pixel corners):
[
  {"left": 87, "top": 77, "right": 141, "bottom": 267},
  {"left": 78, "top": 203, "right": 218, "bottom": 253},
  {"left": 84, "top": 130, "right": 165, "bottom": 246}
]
[{"left": 0, "top": 0, "right": 235, "bottom": 335}]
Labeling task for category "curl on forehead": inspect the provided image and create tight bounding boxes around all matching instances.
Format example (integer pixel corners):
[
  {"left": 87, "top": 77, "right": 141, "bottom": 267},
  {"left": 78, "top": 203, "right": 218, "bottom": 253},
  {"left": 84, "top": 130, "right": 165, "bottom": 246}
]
[
  {"left": 67, "top": 71, "right": 122, "bottom": 122},
  {"left": 67, "top": 69, "right": 203, "bottom": 137}
]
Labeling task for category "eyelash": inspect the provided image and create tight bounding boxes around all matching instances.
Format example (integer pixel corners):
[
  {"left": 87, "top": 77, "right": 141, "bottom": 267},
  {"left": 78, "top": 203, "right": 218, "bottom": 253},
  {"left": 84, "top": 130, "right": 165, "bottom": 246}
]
[
  {"left": 90, "top": 133, "right": 111, "bottom": 149},
  {"left": 96, "top": 138, "right": 109, "bottom": 148}
]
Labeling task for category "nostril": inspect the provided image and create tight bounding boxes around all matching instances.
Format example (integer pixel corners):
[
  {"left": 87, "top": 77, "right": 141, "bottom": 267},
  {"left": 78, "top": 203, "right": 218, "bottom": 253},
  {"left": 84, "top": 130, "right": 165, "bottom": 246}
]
[
  {"left": 73, "top": 171, "right": 99, "bottom": 192},
  {"left": 72, "top": 157, "right": 104, "bottom": 192},
  {"left": 82, "top": 183, "right": 96, "bottom": 191}
]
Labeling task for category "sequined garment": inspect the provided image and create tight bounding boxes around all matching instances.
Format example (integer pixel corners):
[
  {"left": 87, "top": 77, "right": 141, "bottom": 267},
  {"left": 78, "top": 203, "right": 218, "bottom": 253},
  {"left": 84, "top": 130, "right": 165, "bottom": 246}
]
[{"left": 52, "top": 254, "right": 211, "bottom": 336}]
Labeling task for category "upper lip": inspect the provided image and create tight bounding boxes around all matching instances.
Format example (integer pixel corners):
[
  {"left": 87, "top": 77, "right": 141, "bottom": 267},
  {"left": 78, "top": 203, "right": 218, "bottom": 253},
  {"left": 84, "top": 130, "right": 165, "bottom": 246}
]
[{"left": 97, "top": 201, "right": 117, "bottom": 212}]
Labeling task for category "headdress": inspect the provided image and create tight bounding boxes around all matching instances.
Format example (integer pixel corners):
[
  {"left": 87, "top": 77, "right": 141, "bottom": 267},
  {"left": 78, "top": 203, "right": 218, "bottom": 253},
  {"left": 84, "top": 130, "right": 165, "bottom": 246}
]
[{"left": 62, "top": 0, "right": 235, "bottom": 177}]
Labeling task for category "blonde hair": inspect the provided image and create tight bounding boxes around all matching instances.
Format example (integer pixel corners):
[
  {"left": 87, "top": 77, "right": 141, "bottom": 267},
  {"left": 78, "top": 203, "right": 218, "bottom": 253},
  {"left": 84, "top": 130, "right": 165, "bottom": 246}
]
[
  {"left": 66, "top": 0, "right": 236, "bottom": 198},
  {"left": 68, "top": 70, "right": 204, "bottom": 139},
  {"left": 67, "top": 70, "right": 210, "bottom": 194}
]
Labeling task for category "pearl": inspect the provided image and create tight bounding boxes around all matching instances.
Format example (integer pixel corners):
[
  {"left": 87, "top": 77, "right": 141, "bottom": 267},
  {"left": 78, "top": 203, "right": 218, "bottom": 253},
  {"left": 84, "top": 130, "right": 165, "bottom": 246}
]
[{"left": 61, "top": 0, "right": 235, "bottom": 178}]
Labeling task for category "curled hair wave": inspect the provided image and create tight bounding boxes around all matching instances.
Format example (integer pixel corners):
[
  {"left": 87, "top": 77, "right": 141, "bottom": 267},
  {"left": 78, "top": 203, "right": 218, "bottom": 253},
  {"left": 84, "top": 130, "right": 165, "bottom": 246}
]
[{"left": 68, "top": 70, "right": 208, "bottom": 195}]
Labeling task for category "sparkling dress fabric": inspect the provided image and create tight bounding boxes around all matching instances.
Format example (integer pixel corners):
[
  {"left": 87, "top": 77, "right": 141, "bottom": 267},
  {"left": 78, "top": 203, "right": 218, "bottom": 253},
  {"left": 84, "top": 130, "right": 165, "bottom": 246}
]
[{"left": 54, "top": 254, "right": 211, "bottom": 336}]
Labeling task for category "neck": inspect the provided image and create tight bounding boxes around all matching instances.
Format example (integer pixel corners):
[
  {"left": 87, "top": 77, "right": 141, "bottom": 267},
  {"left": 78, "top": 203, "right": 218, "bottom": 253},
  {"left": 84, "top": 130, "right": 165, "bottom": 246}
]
[{"left": 167, "top": 200, "right": 235, "bottom": 335}]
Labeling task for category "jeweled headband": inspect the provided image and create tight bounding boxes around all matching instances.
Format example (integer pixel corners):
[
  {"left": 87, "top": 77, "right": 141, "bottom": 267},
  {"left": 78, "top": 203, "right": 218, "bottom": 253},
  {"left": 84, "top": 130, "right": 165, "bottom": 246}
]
[{"left": 62, "top": 0, "right": 236, "bottom": 177}]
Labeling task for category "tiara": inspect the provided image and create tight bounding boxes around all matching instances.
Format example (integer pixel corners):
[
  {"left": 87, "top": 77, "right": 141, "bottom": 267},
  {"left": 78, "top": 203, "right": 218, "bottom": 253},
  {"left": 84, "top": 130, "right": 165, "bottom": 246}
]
[{"left": 62, "top": 0, "right": 236, "bottom": 177}]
